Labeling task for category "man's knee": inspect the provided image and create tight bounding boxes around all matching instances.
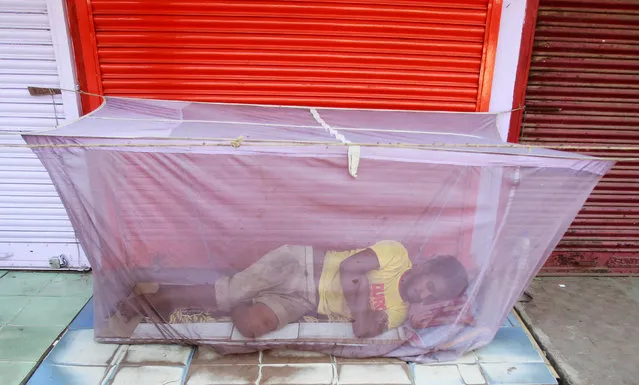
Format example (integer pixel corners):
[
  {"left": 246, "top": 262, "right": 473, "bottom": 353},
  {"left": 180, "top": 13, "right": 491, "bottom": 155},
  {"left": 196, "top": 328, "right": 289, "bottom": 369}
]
[{"left": 231, "top": 302, "right": 279, "bottom": 338}]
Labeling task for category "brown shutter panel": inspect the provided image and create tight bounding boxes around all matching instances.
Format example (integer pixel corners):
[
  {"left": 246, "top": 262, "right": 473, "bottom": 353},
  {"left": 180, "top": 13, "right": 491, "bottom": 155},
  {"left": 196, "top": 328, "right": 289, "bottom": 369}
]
[
  {"left": 520, "top": 0, "right": 639, "bottom": 274},
  {"left": 68, "top": 0, "right": 501, "bottom": 113}
]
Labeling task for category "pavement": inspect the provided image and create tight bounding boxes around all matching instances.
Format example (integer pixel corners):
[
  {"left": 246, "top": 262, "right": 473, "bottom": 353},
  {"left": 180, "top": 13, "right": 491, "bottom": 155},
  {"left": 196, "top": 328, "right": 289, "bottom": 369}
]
[
  {"left": 0, "top": 271, "right": 558, "bottom": 385},
  {"left": 516, "top": 277, "right": 639, "bottom": 385},
  {"left": 0, "top": 271, "right": 93, "bottom": 385},
  {"left": 4, "top": 272, "right": 635, "bottom": 385},
  {"left": 26, "top": 299, "right": 557, "bottom": 385}
]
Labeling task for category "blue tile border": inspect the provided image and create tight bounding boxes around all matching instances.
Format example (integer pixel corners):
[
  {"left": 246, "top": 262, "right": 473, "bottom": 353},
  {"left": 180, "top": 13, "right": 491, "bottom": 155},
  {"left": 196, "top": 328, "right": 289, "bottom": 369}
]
[
  {"left": 482, "top": 362, "right": 557, "bottom": 385},
  {"left": 500, "top": 312, "right": 521, "bottom": 328},
  {"left": 25, "top": 299, "right": 97, "bottom": 385},
  {"left": 179, "top": 347, "right": 197, "bottom": 385},
  {"left": 507, "top": 312, "right": 520, "bottom": 327},
  {"left": 46, "top": 329, "right": 119, "bottom": 367},
  {"left": 476, "top": 328, "right": 545, "bottom": 364},
  {"left": 68, "top": 298, "right": 94, "bottom": 330},
  {"left": 26, "top": 362, "right": 109, "bottom": 385}
]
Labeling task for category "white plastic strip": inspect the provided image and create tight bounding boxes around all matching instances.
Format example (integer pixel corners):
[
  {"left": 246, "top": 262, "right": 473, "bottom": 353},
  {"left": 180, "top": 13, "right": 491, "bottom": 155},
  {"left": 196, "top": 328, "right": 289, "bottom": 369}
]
[
  {"left": 347, "top": 145, "right": 361, "bottom": 179},
  {"left": 311, "top": 108, "right": 362, "bottom": 179},
  {"left": 310, "top": 108, "right": 349, "bottom": 144}
]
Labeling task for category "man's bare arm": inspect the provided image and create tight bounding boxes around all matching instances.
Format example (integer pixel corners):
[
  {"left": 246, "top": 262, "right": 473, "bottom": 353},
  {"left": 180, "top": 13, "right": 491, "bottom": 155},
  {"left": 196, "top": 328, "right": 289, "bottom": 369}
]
[
  {"left": 339, "top": 248, "right": 388, "bottom": 338},
  {"left": 351, "top": 282, "right": 388, "bottom": 338}
]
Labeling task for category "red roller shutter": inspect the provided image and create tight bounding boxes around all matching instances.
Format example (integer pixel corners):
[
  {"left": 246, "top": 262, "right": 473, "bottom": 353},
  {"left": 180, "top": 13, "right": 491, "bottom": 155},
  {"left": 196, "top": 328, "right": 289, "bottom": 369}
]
[
  {"left": 67, "top": 0, "right": 502, "bottom": 113},
  {"left": 519, "top": 0, "right": 639, "bottom": 274}
]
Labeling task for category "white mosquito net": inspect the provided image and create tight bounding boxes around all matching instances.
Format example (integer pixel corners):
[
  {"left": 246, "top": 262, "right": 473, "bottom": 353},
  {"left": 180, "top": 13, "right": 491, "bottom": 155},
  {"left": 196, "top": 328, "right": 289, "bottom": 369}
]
[{"left": 23, "top": 97, "right": 612, "bottom": 362}]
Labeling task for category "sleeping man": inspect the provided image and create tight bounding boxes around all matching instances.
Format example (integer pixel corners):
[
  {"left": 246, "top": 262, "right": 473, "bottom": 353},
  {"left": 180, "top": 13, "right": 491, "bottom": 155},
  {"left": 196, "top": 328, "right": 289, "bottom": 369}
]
[{"left": 124, "top": 241, "right": 469, "bottom": 339}]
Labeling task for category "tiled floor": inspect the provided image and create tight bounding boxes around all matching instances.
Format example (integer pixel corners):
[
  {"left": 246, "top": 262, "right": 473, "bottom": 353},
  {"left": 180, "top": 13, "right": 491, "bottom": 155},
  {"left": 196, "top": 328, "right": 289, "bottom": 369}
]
[
  {"left": 27, "top": 299, "right": 558, "bottom": 385},
  {"left": 0, "top": 272, "right": 92, "bottom": 385}
]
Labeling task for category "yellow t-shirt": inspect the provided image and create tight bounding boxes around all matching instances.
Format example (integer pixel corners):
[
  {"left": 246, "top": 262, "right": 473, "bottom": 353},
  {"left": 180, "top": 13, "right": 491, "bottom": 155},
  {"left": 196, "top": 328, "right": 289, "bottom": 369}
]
[{"left": 316, "top": 240, "right": 412, "bottom": 329}]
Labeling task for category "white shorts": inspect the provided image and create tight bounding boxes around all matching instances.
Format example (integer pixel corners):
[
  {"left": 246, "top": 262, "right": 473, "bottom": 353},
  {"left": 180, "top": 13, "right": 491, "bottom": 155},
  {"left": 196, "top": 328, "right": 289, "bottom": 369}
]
[{"left": 214, "top": 245, "right": 317, "bottom": 329}]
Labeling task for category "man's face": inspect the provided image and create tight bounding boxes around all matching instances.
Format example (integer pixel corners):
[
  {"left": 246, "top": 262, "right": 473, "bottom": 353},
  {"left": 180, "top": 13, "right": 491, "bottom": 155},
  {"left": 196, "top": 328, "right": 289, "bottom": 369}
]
[{"left": 405, "top": 272, "right": 449, "bottom": 304}]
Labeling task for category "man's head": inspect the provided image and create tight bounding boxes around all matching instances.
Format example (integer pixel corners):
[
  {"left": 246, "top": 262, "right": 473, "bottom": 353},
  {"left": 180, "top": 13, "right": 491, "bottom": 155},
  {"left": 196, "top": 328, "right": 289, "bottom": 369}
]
[{"left": 400, "top": 255, "right": 468, "bottom": 304}]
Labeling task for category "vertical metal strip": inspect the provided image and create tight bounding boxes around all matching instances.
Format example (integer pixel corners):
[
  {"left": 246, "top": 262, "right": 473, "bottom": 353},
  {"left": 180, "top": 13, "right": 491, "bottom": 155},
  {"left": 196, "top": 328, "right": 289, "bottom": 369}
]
[
  {"left": 46, "top": 0, "right": 82, "bottom": 120},
  {"left": 477, "top": 0, "right": 504, "bottom": 112},
  {"left": 507, "top": 0, "right": 540, "bottom": 143},
  {"left": 65, "top": 0, "right": 103, "bottom": 113}
]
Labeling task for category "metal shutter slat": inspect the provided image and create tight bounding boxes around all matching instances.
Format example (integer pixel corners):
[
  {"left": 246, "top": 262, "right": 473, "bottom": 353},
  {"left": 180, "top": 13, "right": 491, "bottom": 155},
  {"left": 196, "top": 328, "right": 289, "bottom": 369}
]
[
  {"left": 0, "top": 0, "right": 80, "bottom": 266},
  {"left": 521, "top": 0, "right": 639, "bottom": 274},
  {"left": 1, "top": 0, "right": 47, "bottom": 13},
  {"left": 0, "top": 45, "right": 56, "bottom": 60},
  {"left": 0, "top": 89, "right": 63, "bottom": 104},
  {"left": 0, "top": 13, "right": 50, "bottom": 29},
  {"left": 80, "top": 0, "right": 498, "bottom": 112}
]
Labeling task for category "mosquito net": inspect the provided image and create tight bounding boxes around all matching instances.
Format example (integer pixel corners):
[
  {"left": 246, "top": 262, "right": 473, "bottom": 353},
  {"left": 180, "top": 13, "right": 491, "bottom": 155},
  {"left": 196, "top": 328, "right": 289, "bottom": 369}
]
[{"left": 23, "top": 97, "right": 612, "bottom": 362}]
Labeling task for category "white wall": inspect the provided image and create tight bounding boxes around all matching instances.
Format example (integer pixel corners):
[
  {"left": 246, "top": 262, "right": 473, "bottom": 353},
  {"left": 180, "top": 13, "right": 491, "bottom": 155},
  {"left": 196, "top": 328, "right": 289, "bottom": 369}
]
[
  {"left": 471, "top": 0, "right": 529, "bottom": 265},
  {"left": 489, "top": 0, "right": 528, "bottom": 141},
  {"left": 46, "top": 0, "right": 80, "bottom": 120},
  {"left": 0, "top": 0, "right": 86, "bottom": 270}
]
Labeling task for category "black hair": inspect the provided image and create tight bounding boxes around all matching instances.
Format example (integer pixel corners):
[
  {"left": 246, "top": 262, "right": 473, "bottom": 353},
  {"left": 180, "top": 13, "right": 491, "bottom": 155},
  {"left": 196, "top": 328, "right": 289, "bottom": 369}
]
[{"left": 412, "top": 255, "right": 469, "bottom": 300}]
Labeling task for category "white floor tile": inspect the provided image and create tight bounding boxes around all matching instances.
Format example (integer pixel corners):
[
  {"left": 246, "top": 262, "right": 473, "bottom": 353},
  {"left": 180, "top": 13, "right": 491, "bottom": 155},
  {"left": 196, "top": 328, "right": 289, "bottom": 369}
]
[
  {"left": 429, "top": 351, "right": 478, "bottom": 365},
  {"left": 413, "top": 364, "right": 464, "bottom": 385},
  {"left": 261, "top": 363, "right": 334, "bottom": 384},
  {"left": 458, "top": 364, "right": 486, "bottom": 384},
  {"left": 122, "top": 344, "right": 193, "bottom": 366},
  {"left": 49, "top": 329, "right": 119, "bottom": 366},
  {"left": 299, "top": 323, "right": 401, "bottom": 341},
  {"left": 192, "top": 346, "right": 259, "bottom": 365},
  {"left": 111, "top": 366, "right": 184, "bottom": 385},
  {"left": 339, "top": 364, "right": 411, "bottom": 384},
  {"left": 132, "top": 322, "right": 234, "bottom": 340},
  {"left": 263, "top": 349, "right": 332, "bottom": 364},
  {"left": 187, "top": 364, "right": 258, "bottom": 385}
]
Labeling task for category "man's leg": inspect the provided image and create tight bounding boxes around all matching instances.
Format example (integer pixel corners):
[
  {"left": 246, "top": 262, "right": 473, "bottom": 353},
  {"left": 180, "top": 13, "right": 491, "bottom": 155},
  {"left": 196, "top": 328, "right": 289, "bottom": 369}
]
[
  {"left": 228, "top": 246, "right": 319, "bottom": 337},
  {"left": 153, "top": 284, "right": 218, "bottom": 311},
  {"left": 119, "top": 245, "right": 306, "bottom": 321},
  {"left": 214, "top": 245, "right": 307, "bottom": 312},
  {"left": 119, "top": 284, "right": 218, "bottom": 321},
  {"left": 231, "top": 302, "right": 279, "bottom": 338}
]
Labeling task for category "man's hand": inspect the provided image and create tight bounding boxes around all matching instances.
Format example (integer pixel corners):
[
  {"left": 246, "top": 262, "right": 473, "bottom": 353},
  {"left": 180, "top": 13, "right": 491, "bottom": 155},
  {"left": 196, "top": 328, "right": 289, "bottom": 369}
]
[{"left": 352, "top": 310, "right": 388, "bottom": 338}]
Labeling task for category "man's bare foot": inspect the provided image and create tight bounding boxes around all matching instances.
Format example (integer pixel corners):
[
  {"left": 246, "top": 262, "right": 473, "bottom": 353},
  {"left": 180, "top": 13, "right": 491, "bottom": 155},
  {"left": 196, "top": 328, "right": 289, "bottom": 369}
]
[
  {"left": 134, "top": 282, "right": 160, "bottom": 295},
  {"left": 118, "top": 292, "right": 169, "bottom": 322}
]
